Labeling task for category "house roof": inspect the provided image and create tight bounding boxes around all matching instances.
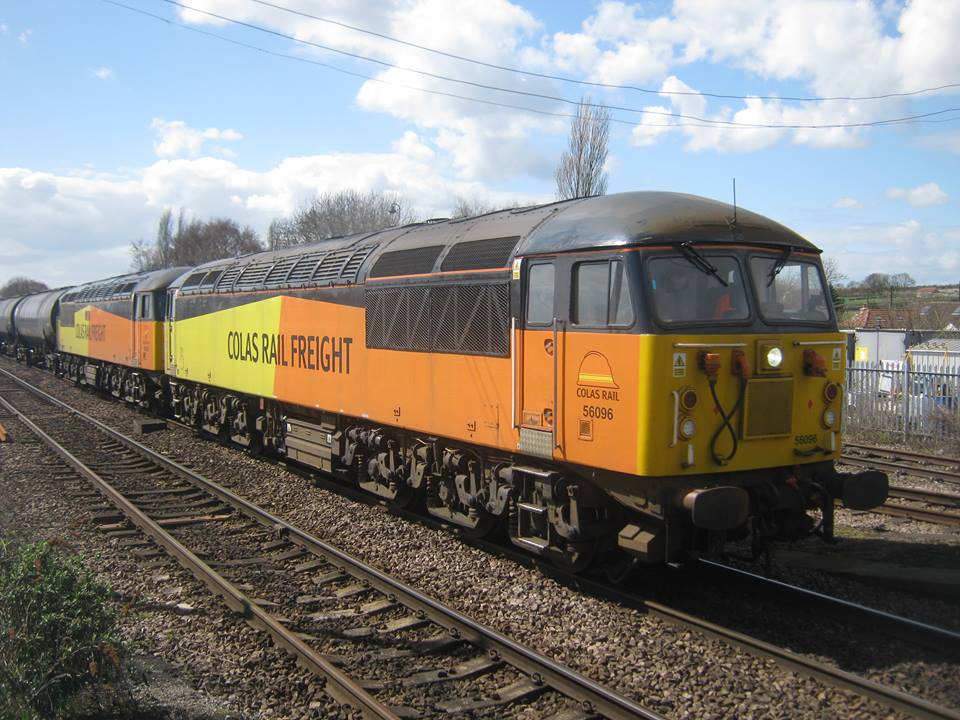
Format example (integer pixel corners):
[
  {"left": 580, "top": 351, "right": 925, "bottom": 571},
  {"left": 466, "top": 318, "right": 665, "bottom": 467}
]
[{"left": 840, "top": 306, "right": 917, "bottom": 330}]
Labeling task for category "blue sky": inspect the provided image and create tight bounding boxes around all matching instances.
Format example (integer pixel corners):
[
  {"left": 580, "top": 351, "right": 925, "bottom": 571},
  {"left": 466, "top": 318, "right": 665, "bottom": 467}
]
[{"left": 1, "top": 0, "right": 958, "bottom": 289}]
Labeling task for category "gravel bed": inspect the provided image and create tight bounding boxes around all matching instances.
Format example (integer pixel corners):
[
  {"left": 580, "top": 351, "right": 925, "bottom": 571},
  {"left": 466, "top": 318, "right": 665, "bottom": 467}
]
[
  {"left": 3, "top": 360, "right": 959, "bottom": 718},
  {"left": 0, "top": 396, "right": 355, "bottom": 719}
]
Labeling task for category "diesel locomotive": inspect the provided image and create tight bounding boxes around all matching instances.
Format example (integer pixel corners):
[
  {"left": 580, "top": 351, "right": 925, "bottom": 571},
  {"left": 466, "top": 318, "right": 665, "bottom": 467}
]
[{"left": 0, "top": 191, "right": 888, "bottom": 571}]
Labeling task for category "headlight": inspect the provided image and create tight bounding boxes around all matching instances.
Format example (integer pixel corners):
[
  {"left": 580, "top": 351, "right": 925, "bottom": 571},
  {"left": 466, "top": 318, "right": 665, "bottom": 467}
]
[
  {"left": 766, "top": 346, "right": 783, "bottom": 369},
  {"left": 679, "top": 417, "right": 697, "bottom": 439},
  {"left": 822, "top": 407, "right": 837, "bottom": 428}
]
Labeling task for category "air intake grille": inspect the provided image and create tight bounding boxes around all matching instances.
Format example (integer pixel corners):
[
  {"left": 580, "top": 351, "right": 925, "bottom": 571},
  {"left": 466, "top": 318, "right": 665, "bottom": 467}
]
[
  {"left": 440, "top": 236, "right": 519, "bottom": 272},
  {"left": 215, "top": 265, "right": 243, "bottom": 291},
  {"left": 341, "top": 246, "right": 374, "bottom": 282},
  {"left": 263, "top": 257, "right": 299, "bottom": 286},
  {"left": 365, "top": 282, "right": 509, "bottom": 357},
  {"left": 369, "top": 245, "right": 444, "bottom": 278}
]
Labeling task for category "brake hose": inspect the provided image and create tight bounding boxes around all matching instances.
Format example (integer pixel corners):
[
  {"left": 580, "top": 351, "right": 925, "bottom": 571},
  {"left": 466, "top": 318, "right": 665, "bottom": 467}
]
[{"left": 708, "top": 375, "right": 747, "bottom": 465}]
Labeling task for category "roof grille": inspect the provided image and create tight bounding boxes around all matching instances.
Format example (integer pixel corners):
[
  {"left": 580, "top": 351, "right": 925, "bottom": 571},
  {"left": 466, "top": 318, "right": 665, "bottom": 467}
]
[
  {"left": 214, "top": 265, "right": 243, "bottom": 291},
  {"left": 263, "top": 256, "right": 299, "bottom": 286},
  {"left": 286, "top": 252, "right": 325, "bottom": 285},
  {"left": 312, "top": 250, "right": 352, "bottom": 284},
  {"left": 370, "top": 245, "right": 444, "bottom": 279},
  {"left": 440, "top": 236, "right": 519, "bottom": 272},
  {"left": 233, "top": 262, "right": 273, "bottom": 290},
  {"left": 342, "top": 246, "right": 374, "bottom": 282}
]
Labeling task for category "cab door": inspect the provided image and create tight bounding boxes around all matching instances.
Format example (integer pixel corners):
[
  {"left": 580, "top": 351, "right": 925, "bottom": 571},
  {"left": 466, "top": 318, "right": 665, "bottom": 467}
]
[
  {"left": 134, "top": 293, "right": 153, "bottom": 368},
  {"left": 165, "top": 289, "right": 177, "bottom": 376},
  {"left": 518, "top": 259, "right": 565, "bottom": 460}
]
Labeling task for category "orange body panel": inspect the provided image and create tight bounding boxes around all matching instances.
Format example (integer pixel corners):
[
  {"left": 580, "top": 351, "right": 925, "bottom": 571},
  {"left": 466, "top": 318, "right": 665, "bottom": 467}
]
[{"left": 58, "top": 304, "right": 164, "bottom": 372}]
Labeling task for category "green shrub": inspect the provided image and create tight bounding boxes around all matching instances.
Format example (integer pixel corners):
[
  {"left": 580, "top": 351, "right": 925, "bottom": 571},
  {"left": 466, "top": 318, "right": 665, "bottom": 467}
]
[{"left": 0, "top": 541, "right": 123, "bottom": 719}]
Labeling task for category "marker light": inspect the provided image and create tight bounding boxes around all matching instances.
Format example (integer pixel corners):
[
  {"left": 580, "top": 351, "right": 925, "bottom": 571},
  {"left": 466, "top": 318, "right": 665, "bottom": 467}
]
[
  {"left": 822, "top": 407, "right": 837, "bottom": 428},
  {"left": 824, "top": 382, "right": 839, "bottom": 403},
  {"left": 681, "top": 388, "right": 698, "bottom": 411},
  {"left": 766, "top": 346, "right": 783, "bottom": 369},
  {"left": 680, "top": 417, "right": 697, "bottom": 439}
]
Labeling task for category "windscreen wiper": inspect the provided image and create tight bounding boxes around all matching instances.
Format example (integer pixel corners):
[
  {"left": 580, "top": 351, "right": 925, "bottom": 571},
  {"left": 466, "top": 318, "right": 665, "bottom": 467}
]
[
  {"left": 767, "top": 247, "right": 792, "bottom": 286},
  {"left": 679, "top": 242, "right": 728, "bottom": 286}
]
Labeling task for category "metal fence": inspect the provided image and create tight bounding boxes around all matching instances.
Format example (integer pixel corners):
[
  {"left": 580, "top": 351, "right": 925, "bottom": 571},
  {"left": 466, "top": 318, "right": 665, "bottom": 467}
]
[{"left": 846, "top": 359, "right": 960, "bottom": 446}]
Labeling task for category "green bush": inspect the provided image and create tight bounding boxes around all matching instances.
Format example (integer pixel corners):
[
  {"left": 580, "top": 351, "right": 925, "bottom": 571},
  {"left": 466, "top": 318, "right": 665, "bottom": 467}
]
[{"left": 0, "top": 541, "right": 123, "bottom": 719}]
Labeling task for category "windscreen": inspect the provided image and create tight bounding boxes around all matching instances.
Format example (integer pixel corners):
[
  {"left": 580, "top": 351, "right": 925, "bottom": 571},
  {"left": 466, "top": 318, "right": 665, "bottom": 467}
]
[
  {"left": 647, "top": 255, "right": 749, "bottom": 323},
  {"left": 750, "top": 257, "right": 830, "bottom": 322}
]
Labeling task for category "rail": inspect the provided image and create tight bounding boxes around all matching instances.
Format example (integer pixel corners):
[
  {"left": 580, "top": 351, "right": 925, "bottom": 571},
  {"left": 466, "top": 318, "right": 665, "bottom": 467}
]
[{"left": 0, "top": 367, "right": 662, "bottom": 720}]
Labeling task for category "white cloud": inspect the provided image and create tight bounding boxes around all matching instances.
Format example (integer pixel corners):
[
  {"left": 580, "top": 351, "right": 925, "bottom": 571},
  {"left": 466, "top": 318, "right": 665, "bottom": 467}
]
[
  {"left": 18, "top": 28, "right": 31, "bottom": 46},
  {"left": 0, "top": 135, "right": 550, "bottom": 287},
  {"left": 806, "top": 218, "right": 959, "bottom": 284},
  {"left": 167, "top": 1, "right": 959, "bottom": 159},
  {"left": 175, "top": 0, "right": 560, "bottom": 182},
  {"left": 0, "top": 23, "right": 7, "bottom": 34},
  {"left": 92, "top": 67, "right": 113, "bottom": 80},
  {"left": 628, "top": 76, "right": 800, "bottom": 153},
  {"left": 916, "top": 131, "right": 960, "bottom": 155},
  {"left": 885, "top": 182, "right": 949, "bottom": 207},
  {"left": 150, "top": 119, "right": 244, "bottom": 159},
  {"left": 570, "top": 1, "right": 960, "bottom": 152},
  {"left": 833, "top": 197, "right": 863, "bottom": 209}
]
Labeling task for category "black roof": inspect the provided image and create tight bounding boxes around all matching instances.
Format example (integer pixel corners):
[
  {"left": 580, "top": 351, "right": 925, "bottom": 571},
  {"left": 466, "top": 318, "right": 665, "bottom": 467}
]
[
  {"left": 63, "top": 267, "right": 191, "bottom": 303},
  {"left": 175, "top": 192, "right": 817, "bottom": 294}
]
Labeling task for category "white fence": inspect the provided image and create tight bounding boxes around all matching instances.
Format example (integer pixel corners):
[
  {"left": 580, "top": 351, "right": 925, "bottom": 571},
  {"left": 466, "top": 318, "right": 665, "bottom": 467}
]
[{"left": 846, "top": 359, "right": 959, "bottom": 445}]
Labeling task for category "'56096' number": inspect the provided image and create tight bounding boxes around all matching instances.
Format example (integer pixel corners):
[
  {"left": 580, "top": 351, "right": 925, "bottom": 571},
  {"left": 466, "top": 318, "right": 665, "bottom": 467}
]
[{"left": 582, "top": 405, "right": 614, "bottom": 420}]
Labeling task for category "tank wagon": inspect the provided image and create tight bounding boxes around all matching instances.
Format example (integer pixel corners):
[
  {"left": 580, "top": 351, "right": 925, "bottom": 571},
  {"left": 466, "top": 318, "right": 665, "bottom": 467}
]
[
  {"left": 159, "top": 191, "right": 887, "bottom": 570},
  {"left": 57, "top": 268, "right": 190, "bottom": 406},
  {"left": 0, "top": 295, "right": 24, "bottom": 356},
  {"left": 12, "top": 288, "right": 70, "bottom": 366}
]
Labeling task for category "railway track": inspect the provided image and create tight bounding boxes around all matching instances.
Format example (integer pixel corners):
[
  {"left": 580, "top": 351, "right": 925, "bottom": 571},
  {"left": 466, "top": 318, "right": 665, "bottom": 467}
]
[
  {"left": 842, "top": 443, "right": 960, "bottom": 485},
  {"left": 840, "top": 443, "right": 960, "bottom": 526},
  {"left": 0, "top": 368, "right": 662, "bottom": 720},
  {"left": 2, "top": 365, "right": 960, "bottom": 720}
]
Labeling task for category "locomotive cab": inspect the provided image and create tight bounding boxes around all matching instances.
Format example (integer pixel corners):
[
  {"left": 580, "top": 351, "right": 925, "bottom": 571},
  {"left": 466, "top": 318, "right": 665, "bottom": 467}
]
[{"left": 514, "top": 221, "right": 887, "bottom": 565}]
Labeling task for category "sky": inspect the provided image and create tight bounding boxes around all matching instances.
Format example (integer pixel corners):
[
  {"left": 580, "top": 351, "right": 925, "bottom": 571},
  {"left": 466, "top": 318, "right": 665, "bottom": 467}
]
[{"left": 1, "top": 0, "right": 958, "bottom": 289}]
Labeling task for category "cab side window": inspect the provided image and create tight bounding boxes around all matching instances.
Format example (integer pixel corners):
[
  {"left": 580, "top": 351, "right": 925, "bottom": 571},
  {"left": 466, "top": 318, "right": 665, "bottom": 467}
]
[
  {"left": 138, "top": 294, "right": 152, "bottom": 320},
  {"left": 573, "top": 259, "right": 634, "bottom": 327},
  {"left": 526, "top": 263, "right": 555, "bottom": 326}
]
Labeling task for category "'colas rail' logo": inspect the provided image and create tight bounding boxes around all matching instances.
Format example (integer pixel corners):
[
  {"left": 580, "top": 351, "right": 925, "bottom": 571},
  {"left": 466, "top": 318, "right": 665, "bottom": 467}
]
[{"left": 576, "top": 351, "right": 619, "bottom": 400}]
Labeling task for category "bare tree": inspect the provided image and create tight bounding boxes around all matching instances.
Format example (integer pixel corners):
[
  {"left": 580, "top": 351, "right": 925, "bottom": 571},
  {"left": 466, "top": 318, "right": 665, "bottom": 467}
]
[
  {"left": 450, "top": 195, "right": 522, "bottom": 219},
  {"left": 863, "top": 272, "right": 892, "bottom": 293},
  {"left": 171, "top": 218, "right": 263, "bottom": 266},
  {"left": 130, "top": 210, "right": 263, "bottom": 269},
  {"left": 890, "top": 272, "right": 916, "bottom": 288},
  {"left": 0, "top": 277, "right": 48, "bottom": 298},
  {"left": 131, "top": 208, "right": 186, "bottom": 271},
  {"left": 555, "top": 97, "right": 611, "bottom": 200},
  {"left": 269, "top": 190, "right": 417, "bottom": 249},
  {"left": 821, "top": 256, "right": 847, "bottom": 287},
  {"left": 129, "top": 237, "right": 157, "bottom": 273},
  {"left": 267, "top": 217, "right": 301, "bottom": 251}
]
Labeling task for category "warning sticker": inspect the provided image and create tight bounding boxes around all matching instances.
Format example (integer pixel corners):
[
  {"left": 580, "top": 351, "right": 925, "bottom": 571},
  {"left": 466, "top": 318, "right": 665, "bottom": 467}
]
[
  {"left": 512, "top": 258, "right": 522, "bottom": 280},
  {"left": 832, "top": 347, "right": 842, "bottom": 370},
  {"left": 672, "top": 352, "right": 687, "bottom": 378}
]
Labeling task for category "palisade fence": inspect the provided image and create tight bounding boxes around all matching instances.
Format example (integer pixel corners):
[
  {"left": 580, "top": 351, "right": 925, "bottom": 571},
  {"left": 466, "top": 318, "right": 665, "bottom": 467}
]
[{"left": 846, "top": 359, "right": 960, "bottom": 446}]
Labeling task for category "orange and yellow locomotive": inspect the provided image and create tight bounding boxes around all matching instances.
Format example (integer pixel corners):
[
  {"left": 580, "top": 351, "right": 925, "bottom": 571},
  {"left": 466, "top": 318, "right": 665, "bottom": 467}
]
[{"left": 4, "top": 191, "right": 888, "bottom": 571}]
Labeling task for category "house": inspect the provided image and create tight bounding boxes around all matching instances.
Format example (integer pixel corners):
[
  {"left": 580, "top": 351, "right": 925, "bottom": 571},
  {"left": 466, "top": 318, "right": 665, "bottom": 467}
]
[{"left": 840, "top": 306, "right": 917, "bottom": 330}]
